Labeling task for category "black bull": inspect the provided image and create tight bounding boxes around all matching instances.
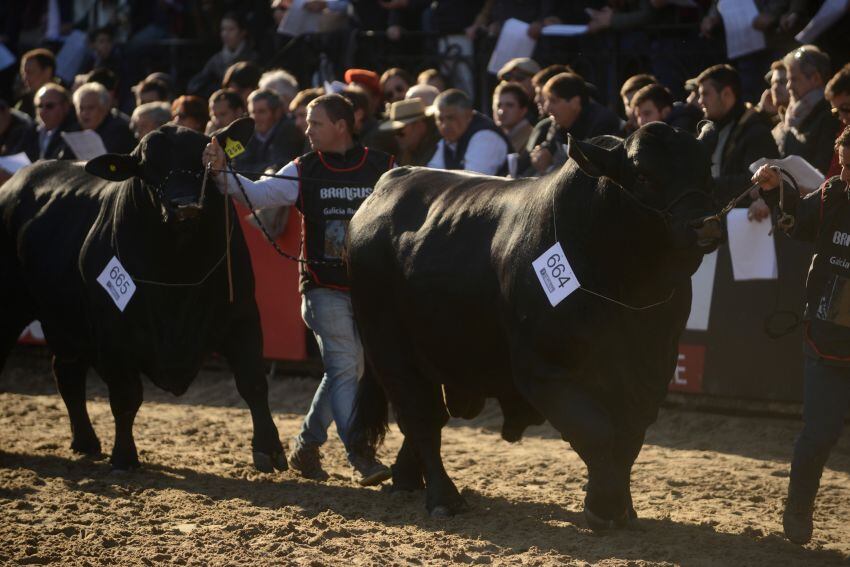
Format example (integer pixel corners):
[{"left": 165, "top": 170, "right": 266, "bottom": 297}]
[
  {"left": 0, "top": 119, "right": 287, "bottom": 472},
  {"left": 348, "top": 122, "right": 722, "bottom": 527}
]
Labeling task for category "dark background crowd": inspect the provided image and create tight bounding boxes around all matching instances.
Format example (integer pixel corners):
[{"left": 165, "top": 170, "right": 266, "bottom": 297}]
[{"left": 0, "top": 0, "right": 849, "bottom": 197}]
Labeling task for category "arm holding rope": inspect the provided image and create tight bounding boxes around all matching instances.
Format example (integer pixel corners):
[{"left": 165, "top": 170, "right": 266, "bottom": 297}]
[
  {"left": 752, "top": 164, "right": 823, "bottom": 242},
  {"left": 202, "top": 138, "right": 299, "bottom": 208}
]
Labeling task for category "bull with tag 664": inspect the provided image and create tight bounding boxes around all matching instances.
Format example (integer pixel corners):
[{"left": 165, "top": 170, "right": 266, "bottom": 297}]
[
  {"left": 348, "top": 121, "right": 723, "bottom": 528},
  {"left": 0, "top": 118, "right": 288, "bottom": 473}
]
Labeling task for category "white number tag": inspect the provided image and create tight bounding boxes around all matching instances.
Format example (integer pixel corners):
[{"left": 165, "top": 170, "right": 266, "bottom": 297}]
[
  {"left": 532, "top": 242, "right": 580, "bottom": 307},
  {"left": 96, "top": 256, "right": 137, "bottom": 312}
]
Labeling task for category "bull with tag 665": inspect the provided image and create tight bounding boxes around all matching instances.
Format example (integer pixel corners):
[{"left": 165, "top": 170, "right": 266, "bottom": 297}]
[
  {"left": 0, "top": 118, "right": 288, "bottom": 473},
  {"left": 348, "top": 121, "right": 723, "bottom": 527}
]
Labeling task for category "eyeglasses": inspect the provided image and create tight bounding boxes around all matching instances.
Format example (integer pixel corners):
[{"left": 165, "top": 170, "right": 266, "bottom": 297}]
[{"left": 36, "top": 102, "right": 58, "bottom": 110}]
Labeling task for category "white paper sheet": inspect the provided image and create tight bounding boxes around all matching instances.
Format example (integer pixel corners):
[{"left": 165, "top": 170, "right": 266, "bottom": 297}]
[
  {"left": 61, "top": 130, "right": 108, "bottom": 160},
  {"left": 749, "top": 155, "right": 826, "bottom": 193},
  {"left": 0, "top": 42, "right": 15, "bottom": 72},
  {"left": 686, "top": 251, "right": 718, "bottom": 331},
  {"left": 796, "top": 0, "right": 849, "bottom": 43},
  {"left": 717, "top": 0, "right": 766, "bottom": 59},
  {"left": 277, "top": 0, "right": 321, "bottom": 36},
  {"left": 487, "top": 18, "right": 537, "bottom": 75},
  {"left": 0, "top": 152, "right": 32, "bottom": 174},
  {"left": 540, "top": 24, "right": 588, "bottom": 37},
  {"left": 727, "top": 209, "right": 778, "bottom": 281}
]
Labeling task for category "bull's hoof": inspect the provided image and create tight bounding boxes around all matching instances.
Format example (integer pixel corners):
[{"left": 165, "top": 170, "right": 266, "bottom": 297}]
[
  {"left": 584, "top": 506, "right": 615, "bottom": 531},
  {"left": 391, "top": 465, "right": 425, "bottom": 492},
  {"left": 428, "top": 497, "right": 469, "bottom": 518},
  {"left": 253, "top": 450, "right": 288, "bottom": 473},
  {"left": 70, "top": 437, "right": 102, "bottom": 456},
  {"left": 109, "top": 456, "right": 141, "bottom": 472},
  {"left": 614, "top": 507, "right": 642, "bottom": 531}
]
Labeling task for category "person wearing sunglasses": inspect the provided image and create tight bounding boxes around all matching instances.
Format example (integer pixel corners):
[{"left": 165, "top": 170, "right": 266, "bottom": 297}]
[
  {"left": 825, "top": 63, "right": 850, "bottom": 179},
  {"left": 774, "top": 45, "right": 841, "bottom": 176},
  {"left": 34, "top": 83, "right": 78, "bottom": 160},
  {"left": 379, "top": 97, "right": 440, "bottom": 167}
]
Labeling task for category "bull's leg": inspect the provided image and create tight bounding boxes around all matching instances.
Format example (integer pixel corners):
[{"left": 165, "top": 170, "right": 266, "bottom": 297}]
[
  {"left": 105, "top": 372, "right": 143, "bottom": 470},
  {"left": 391, "top": 437, "right": 424, "bottom": 491},
  {"left": 221, "top": 317, "right": 286, "bottom": 473},
  {"left": 612, "top": 427, "right": 646, "bottom": 528},
  {"left": 53, "top": 356, "right": 101, "bottom": 455}
]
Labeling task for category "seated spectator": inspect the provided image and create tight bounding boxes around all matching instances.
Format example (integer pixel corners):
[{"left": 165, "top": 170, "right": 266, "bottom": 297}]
[
  {"left": 188, "top": 12, "right": 257, "bottom": 98},
  {"left": 522, "top": 64, "right": 572, "bottom": 160},
  {"left": 72, "top": 82, "right": 135, "bottom": 154},
  {"left": 171, "top": 95, "right": 209, "bottom": 133},
  {"left": 259, "top": 69, "right": 299, "bottom": 115},
  {"left": 620, "top": 74, "right": 658, "bottom": 135},
  {"left": 290, "top": 88, "right": 324, "bottom": 136},
  {"left": 493, "top": 82, "right": 533, "bottom": 159},
  {"left": 417, "top": 69, "right": 447, "bottom": 93},
  {"left": 223, "top": 61, "right": 263, "bottom": 106},
  {"left": 497, "top": 57, "right": 540, "bottom": 123},
  {"left": 344, "top": 69, "right": 383, "bottom": 117},
  {"left": 530, "top": 72, "right": 622, "bottom": 176},
  {"left": 631, "top": 83, "right": 702, "bottom": 132},
  {"left": 0, "top": 98, "right": 38, "bottom": 163},
  {"left": 380, "top": 68, "right": 414, "bottom": 105},
  {"left": 427, "top": 88, "right": 510, "bottom": 175},
  {"left": 695, "top": 64, "right": 779, "bottom": 210},
  {"left": 379, "top": 98, "right": 440, "bottom": 167},
  {"left": 82, "top": 26, "right": 122, "bottom": 76},
  {"left": 760, "top": 60, "right": 789, "bottom": 126},
  {"left": 774, "top": 45, "right": 841, "bottom": 175},
  {"left": 232, "top": 89, "right": 303, "bottom": 177},
  {"left": 133, "top": 77, "right": 172, "bottom": 108},
  {"left": 405, "top": 84, "right": 440, "bottom": 106},
  {"left": 131, "top": 102, "right": 171, "bottom": 139},
  {"left": 825, "top": 63, "right": 850, "bottom": 177},
  {"left": 85, "top": 68, "right": 126, "bottom": 117},
  {"left": 207, "top": 89, "right": 247, "bottom": 133},
  {"left": 341, "top": 86, "right": 398, "bottom": 155},
  {"left": 34, "top": 83, "right": 78, "bottom": 160},
  {"left": 16, "top": 48, "right": 57, "bottom": 118}
]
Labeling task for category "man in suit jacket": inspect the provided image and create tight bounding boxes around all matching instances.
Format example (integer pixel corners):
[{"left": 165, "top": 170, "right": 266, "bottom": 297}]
[{"left": 34, "top": 83, "right": 78, "bottom": 160}]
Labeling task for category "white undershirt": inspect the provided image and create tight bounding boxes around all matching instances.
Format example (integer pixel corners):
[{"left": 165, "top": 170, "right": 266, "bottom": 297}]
[
  {"left": 427, "top": 130, "right": 509, "bottom": 175},
  {"left": 214, "top": 161, "right": 300, "bottom": 209}
]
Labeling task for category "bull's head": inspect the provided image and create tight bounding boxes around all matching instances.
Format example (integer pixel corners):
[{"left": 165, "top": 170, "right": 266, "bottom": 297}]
[
  {"left": 85, "top": 118, "right": 254, "bottom": 224},
  {"left": 566, "top": 121, "right": 722, "bottom": 253}
]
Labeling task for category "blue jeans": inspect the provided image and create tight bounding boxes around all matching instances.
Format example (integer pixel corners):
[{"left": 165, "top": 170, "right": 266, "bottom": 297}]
[
  {"left": 790, "top": 356, "right": 850, "bottom": 500},
  {"left": 296, "top": 287, "right": 364, "bottom": 461}
]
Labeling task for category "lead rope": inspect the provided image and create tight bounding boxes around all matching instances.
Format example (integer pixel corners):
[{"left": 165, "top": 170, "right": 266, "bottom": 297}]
[{"left": 222, "top": 165, "right": 234, "bottom": 302}]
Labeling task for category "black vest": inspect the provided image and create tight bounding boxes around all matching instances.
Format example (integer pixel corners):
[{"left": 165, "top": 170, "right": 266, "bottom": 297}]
[
  {"left": 443, "top": 111, "right": 511, "bottom": 175},
  {"left": 295, "top": 146, "right": 394, "bottom": 292}
]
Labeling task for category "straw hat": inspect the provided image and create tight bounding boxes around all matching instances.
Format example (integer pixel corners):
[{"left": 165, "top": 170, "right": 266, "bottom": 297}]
[{"left": 379, "top": 98, "right": 434, "bottom": 131}]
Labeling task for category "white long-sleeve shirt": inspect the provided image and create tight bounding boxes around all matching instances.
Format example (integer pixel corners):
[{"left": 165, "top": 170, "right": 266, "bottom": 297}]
[
  {"left": 426, "top": 129, "right": 509, "bottom": 175},
  {"left": 214, "top": 161, "right": 300, "bottom": 209}
]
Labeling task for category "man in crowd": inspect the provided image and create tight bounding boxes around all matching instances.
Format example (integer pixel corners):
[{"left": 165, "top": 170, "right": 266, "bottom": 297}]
[
  {"left": 379, "top": 97, "right": 440, "bottom": 167},
  {"left": 825, "top": 63, "right": 850, "bottom": 177},
  {"left": 427, "top": 88, "right": 511, "bottom": 175},
  {"left": 696, "top": 64, "right": 779, "bottom": 216},
  {"left": 72, "top": 82, "right": 135, "bottom": 154},
  {"left": 774, "top": 45, "right": 841, "bottom": 175},
  {"left": 130, "top": 101, "right": 171, "bottom": 139},
  {"left": 619, "top": 73, "right": 657, "bottom": 134},
  {"left": 208, "top": 89, "right": 247, "bottom": 133},
  {"left": 233, "top": 89, "right": 303, "bottom": 176},
  {"left": 202, "top": 94, "right": 393, "bottom": 486},
  {"left": 493, "top": 82, "right": 533, "bottom": 162},
  {"left": 133, "top": 76, "right": 172, "bottom": 108},
  {"left": 15, "top": 49, "right": 58, "bottom": 119},
  {"left": 497, "top": 57, "right": 540, "bottom": 123},
  {"left": 0, "top": 98, "right": 37, "bottom": 165},
  {"left": 258, "top": 69, "right": 299, "bottom": 115},
  {"left": 33, "top": 83, "right": 78, "bottom": 159},
  {"left": 751, "top": 125, "right": 850, "bottom": 546},
  {"left": 630, "top": 83, "right": 701, "bottom": 132},
  {"left": 529, "top": 72, "right": 621, "bottom": 176}
]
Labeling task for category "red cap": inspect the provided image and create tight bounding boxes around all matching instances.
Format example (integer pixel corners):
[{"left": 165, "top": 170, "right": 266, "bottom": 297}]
[{"left": 344, "top": 68, "right": 382, "bottom": 99}]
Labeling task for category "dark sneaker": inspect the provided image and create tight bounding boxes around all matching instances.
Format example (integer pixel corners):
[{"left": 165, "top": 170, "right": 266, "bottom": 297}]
[
  {"left": 783, "top": 487, "right": 814, "bottom": 545},
  {"left": 350, "top": 453, "right": 391, "bottom": 487},
  {"left": 288, "top": 440, "right": 329, "bottom": 481}
]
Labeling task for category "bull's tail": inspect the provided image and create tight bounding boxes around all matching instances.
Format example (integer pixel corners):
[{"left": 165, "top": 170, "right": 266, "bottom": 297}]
[{"left": 350, "top": 362, "right": 389, "bottom": 454}]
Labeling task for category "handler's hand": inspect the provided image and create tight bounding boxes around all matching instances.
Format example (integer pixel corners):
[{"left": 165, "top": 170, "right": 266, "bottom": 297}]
[
  {"left": 748, "top": 198, "right": 770, "bottom": 222},
  {"left": 530, "top": 145, "right": 553, "bottom": 174},
  {"left": 202, "top": 137, "right": 226, "bottom": 172},
  {"left": 751, "top": 164, "right": 780, "bottom": 191}
]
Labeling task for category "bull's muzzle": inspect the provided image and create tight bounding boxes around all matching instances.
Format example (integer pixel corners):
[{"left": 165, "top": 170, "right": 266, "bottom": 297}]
[{"left": 690, "top": 215, "right": 724, "bottom": 249}]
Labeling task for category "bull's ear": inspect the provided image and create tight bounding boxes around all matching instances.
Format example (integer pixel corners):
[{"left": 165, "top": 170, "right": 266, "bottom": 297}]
[
  {"left": 566, "top": 134, "right": 624, "bottom": 181},
  {"left": 85, "top": 153, "right": 139, "bottom": 181},
  {"left": 213, "top": 117, "right": 255, "bottom": 160}
]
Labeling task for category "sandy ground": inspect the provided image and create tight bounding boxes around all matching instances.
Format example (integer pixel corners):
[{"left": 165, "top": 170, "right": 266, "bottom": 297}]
[{"left": 1, "top": 351, "right": 849, "bottom": 567}]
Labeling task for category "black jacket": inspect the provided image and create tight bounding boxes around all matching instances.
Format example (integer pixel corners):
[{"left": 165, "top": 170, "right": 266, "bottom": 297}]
[
  {"left": 713, "top": 104, "right": 780, "bottom": 204},
  {"left": 773, "top": 98, "right": 841, "bottom": 175},
  {"left": 96, "top": 112, "right": 136, "bottom": 155},
  {"left": 763, "top": 176, "right": 850, "bottom": 362},
  {"left": 233, "top": 118, "right": 304, "bottom": 179},
  {"left": 0, "top": 109, "right": 38, "bottom": 162},
  {"left": 41, "top": 112, "right": 79, "bottom": 160}
]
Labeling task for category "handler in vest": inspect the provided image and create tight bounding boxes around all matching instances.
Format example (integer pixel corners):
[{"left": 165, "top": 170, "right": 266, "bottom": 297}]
[
  {"left": 752, "top": 125, "right": 850, "bottom": 545},
  {"left": 202, "top": 94, "right": 394, "bottom": 486},
  {"left": 426, "top": 88, "right": 511, "bottom": 175}
]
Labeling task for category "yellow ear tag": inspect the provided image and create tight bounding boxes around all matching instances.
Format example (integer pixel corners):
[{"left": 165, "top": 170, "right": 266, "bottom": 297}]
[
  {"left": 109, "top": 164, "right": 117, "bottom": 172},
  {"left": 224, "top": 137, "right": 245, "bottom": 159}
]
